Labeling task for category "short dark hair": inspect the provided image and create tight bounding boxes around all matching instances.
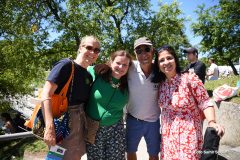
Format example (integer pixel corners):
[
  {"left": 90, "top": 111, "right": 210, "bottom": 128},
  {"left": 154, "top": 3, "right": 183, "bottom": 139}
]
[
  {"left": 183, "top": 47, "right": 198, "bottom": 58},
  {"left": 209, "top": 58, "right": 215, "bottom": 63}
]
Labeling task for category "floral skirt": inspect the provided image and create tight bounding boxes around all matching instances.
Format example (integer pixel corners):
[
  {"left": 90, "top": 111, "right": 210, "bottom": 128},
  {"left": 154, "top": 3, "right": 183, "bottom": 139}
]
[{"left": 86, "top": 120, "right": 126, "bottom": 160}]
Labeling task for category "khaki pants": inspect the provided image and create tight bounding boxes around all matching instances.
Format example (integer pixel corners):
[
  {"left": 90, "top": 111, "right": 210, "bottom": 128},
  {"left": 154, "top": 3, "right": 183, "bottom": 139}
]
[{"left": 59, "top": 104, "right": 86, "bottom": 160}]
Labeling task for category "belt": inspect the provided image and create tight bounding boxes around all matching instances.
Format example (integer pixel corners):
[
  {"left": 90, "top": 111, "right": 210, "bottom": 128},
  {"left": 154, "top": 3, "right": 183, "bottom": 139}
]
[
  {"left": 68, "top": 103, "right": 85, "bottom": 111},
  {"left": 127, "top": 113, "right": 145, "bottom": 122}
]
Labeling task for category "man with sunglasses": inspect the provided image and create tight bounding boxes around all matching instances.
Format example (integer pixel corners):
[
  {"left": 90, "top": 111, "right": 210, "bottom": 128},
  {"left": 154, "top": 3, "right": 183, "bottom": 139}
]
[
  {"left": 41, "top": 35, "right": 101, "bottom": 159},
  {"left": 126, "top": 37, "right": 161, "bottom": 160}
]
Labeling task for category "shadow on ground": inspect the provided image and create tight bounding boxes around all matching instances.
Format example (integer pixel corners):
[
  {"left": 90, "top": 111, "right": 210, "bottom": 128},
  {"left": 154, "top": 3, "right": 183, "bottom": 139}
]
[{"left": 0, "top": 137, "right": 37, "bottom": 160}]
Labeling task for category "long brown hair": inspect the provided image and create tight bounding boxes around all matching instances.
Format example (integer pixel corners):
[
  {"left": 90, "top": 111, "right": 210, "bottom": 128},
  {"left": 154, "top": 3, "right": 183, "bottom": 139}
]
[{"left": 95, "top": 50, "right": 132, "bottom": 92}]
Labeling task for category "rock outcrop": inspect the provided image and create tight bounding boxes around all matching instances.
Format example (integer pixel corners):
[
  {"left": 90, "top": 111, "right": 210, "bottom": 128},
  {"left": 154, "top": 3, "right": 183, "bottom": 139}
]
[{"left": 203, "top": 101, "right": 240, "bottom": 147}]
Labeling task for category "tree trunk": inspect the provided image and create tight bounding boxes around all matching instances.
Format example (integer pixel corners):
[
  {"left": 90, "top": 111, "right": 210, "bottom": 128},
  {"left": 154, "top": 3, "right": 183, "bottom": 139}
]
[
  {"left": 217, "top": 48, "right": 239, "bottom": 75},
  {"left": 75, "top": 35, "right": 80, "bottom": 51},
  {"left": 227, "top": 58, "right": 239, "bottom": 75}
]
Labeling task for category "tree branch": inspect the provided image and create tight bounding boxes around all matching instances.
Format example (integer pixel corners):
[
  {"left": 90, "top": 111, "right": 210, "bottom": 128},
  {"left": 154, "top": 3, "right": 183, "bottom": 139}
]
[
  {"left": 105, "top": 0, "right": 128, "bottom": 45},
  {"left": 95, "top": 2, "right": 104, "bottom": 13},
  {"left": 120, "top": 2, "right": 129, "bottom": 22},
  {"left": 45, "top": 0, "right": 62, "bottom": 23},
  {"left": 44, "top": 0, "right": 79, "bottom": 50}
]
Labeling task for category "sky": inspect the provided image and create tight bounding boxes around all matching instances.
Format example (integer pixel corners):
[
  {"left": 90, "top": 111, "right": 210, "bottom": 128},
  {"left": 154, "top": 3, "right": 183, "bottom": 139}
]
[{"left": 150, "top": 0, "right": 218, "bottom": 47}]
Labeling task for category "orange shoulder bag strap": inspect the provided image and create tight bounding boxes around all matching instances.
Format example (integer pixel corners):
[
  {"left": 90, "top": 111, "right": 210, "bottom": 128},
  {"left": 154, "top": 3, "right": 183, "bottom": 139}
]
[
  {"left": 25, "top": 60, "right": 74, "bottom": 129},
  {"left": 59, "top": 60, "right": 74, "bottom": 98}
]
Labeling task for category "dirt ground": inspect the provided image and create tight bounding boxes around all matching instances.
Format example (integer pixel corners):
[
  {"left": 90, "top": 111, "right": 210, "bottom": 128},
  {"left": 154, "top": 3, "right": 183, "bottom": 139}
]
[{"left": 24, "top": 139, "right": 240, "bottom": 160}]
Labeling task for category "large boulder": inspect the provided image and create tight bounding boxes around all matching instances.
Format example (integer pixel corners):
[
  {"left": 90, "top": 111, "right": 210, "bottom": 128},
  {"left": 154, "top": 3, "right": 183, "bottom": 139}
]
[{"left": 203, "top": 101, "right": 240, "bottom": 147}]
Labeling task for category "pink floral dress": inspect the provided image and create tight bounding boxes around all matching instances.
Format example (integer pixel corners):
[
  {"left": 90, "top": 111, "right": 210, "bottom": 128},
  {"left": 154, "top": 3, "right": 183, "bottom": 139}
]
[{"left": 159, "top": 73, "right": 212, "bottom": 160}]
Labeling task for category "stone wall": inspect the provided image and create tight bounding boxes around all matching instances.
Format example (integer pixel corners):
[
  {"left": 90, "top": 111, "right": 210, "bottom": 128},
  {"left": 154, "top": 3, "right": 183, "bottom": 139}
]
[{"left": 203, "top": 101, "right": 240, "bottom": 147}]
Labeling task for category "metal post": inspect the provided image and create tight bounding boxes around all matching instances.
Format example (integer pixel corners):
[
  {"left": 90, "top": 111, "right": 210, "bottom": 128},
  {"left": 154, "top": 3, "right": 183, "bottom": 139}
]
[{"left": 0, "top": 132, "right": 34, "bottom": 141}]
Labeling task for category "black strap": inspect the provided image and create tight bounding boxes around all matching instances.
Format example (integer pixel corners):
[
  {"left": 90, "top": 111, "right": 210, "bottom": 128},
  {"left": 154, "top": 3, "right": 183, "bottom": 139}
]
[{"left": 68, "top": 59, "right": 74, "bottom": 104}]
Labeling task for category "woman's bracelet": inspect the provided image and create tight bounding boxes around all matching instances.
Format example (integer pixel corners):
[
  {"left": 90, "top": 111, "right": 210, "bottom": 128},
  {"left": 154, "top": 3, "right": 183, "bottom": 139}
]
[{"left": 208, "top": 120, "right": 216, "bottom": 125}]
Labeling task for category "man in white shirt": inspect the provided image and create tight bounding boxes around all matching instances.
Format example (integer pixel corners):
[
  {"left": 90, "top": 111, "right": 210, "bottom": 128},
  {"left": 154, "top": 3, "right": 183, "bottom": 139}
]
[
  {"left": 207, "top": 58, "right": 219, "bottom": 80},
  {"left": 126, "top": 37, "right": 161, "bottom": 160}
]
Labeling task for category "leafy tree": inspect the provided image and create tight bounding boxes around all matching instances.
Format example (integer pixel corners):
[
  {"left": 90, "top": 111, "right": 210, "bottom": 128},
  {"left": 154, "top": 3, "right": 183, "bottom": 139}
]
[
  {"left": 135, "top": 1, "right": 189, "bottom": 47},
  {"left": 147, "top": 1, "right": 190, "bottom": 68},
  {"left": 132, "top": 1, "right": 189, "bottom": 68},
  {"left": 192, "top": 0, "right": 240, "bottom": 75},
  {"left": 0, "top": 0, "right": 47, "bottom": 109},
  {"left": 0, "top": 0, "right": 190, "bottom": 111},
  {"left": 69, "top": 0, "right": 153, "bottom": 59}
]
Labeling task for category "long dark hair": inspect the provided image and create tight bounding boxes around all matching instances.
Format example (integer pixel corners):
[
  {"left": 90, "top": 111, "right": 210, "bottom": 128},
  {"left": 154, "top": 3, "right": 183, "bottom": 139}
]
[
  {"left": 95, "top": 50, "right": 132, "bottom": 92},
  {"left": 151, "top": 45, "right": 181, "bottom": 83}
]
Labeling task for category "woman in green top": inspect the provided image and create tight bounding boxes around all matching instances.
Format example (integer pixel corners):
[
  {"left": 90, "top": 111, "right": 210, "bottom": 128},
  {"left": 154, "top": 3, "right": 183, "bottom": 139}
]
[{"left": 86, "top": 50, "right": 132, "bottom": 160}]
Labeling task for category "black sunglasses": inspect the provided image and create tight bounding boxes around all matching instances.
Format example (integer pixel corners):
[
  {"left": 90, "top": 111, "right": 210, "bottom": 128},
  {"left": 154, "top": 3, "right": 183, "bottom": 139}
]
[
  {"left": 135, "top": 46, "right": 151, "bottom": 55},
  {"left": 84, "top": 45, "right": 101, "bottom": 54}
]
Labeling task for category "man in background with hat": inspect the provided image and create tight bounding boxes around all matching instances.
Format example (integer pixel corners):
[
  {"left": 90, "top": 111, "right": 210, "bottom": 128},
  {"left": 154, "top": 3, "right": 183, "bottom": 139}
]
[
  {"left": 184, "top": 47, "right": 206, "bottom": 84},
  {"left": 126, "top": 37, "right": 161, "bottom": 160}
]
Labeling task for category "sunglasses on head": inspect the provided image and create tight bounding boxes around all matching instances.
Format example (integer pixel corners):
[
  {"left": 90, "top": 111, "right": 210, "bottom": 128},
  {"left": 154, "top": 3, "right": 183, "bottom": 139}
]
[
  {"left": 135, "top": 46, "right": 151, "bottom": 55},
  {"left": 83, "top": 45, "right": 101, "bottom": 54}
]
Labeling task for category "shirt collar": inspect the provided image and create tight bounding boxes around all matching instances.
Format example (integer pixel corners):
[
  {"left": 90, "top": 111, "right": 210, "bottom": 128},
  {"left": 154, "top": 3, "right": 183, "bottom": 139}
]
[
  {"left": 166, "top": 73, "right": 180, "bottom": 85},
  {"left": 135, "top": 61, "right": 153, "bottom": 79}
]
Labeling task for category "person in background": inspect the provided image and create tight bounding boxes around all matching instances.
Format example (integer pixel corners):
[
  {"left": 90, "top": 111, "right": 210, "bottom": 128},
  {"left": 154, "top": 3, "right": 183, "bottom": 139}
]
[
  {"left": 1, "top": 112, "right": 16, "bottom": 133},
  {"left": 206, "top": 58, "right": 219, "bottom": 80},
  {"left": 152, "top": 45, "right": 224, "bottom": 160},
  {"left": 126, "top": 37, "right": 161, "bottom": 160},
  {"left": 86, "top": 50, "right": 132, "bottom": 160},
  {"left": 41, "top": 35, "right": 100, "bottom": 160},
  {"left": 184, "top": 47, "right": 206, "bottom": 84},
  {"left": 13, "top": 113, "right": 26, "bottom": 132}
]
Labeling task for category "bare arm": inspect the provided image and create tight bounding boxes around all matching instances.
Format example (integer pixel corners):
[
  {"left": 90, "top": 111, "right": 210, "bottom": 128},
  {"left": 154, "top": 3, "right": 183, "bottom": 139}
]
[
  {"left": 206, "top": 69, "right": 214, "bottom": 76},
  {"left": 41, "top": 81, "right": 58, "bottom": 146},
  {"left": 203, "top": 107, "right": 225, "bottom": 137}
]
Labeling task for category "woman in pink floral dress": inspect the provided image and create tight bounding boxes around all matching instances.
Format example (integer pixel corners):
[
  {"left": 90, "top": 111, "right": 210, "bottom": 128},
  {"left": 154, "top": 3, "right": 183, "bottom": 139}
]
[{"left": 151, "top": 45, "right": 224, "bottom": 160}]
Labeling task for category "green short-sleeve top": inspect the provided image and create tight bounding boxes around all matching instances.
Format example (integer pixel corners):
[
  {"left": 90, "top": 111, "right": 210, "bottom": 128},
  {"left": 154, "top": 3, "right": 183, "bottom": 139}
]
[{"left": 86, "top": 66, "right": 129, "bottom": 126}]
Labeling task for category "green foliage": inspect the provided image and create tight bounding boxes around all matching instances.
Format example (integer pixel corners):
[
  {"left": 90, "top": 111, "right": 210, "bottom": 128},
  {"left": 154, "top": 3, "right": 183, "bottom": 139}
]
[
  {"left": 72, "top": 0, "right": 153, "bottom": 58},
  {"left": 150, "top": 1, "right": 189, "bottom": 48},
  {"left": 0, "top": 0, "right": 190, "bottom": 111},
  {"left": 192, "top": 0, "right": 240, "bottom": 75},
  {"left": 0, "top": 39, "right": 46, "bottom": 110},
  {"left": 24, "top": 138, "right": 48, "bottom": 153},
  {"left": 131, "top": 1, "right": 190, "bottom": 48},
  {"left": 0, "top": 137, "right": 47, "bottom": 159},
  {"left": 0, "top": 1, "right": 56, "bottom": 110}
]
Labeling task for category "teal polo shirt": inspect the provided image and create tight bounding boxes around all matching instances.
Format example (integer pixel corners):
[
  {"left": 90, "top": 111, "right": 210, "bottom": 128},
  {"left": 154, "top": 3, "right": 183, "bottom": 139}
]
[{"left": 86, "top": 66, "right": 129, "bottom": 126}]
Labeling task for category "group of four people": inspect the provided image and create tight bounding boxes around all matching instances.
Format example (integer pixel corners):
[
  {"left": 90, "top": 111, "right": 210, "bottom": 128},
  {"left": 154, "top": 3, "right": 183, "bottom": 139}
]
[{"left": 41, "top": 35, "right": 224, "bottom": 160}]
